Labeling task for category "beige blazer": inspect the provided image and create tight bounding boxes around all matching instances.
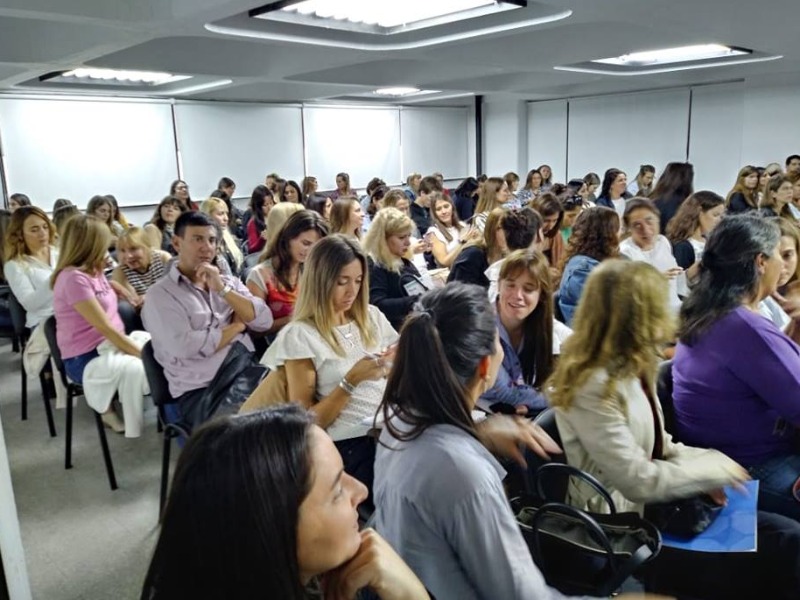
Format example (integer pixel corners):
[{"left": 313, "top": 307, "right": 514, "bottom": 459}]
[{"left": 554, "top": 368, "right": 742, "bottom": 515}]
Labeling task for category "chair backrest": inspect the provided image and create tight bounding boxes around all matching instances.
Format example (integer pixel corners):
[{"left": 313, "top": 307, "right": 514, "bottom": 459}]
[
  {"left": 552, "top": 291, "right": 566, "bottom": 324},
  {"left": 42, "top": 316, "right": 68, "bottom": 386},
  {"left": 528, "top": 408, "right": 568, "bottom": 500},
  {"left": 7, "top": 291, "right": 27, "bottom": 338},
  {"left": 656, "top": 359, "right": 678, "bottom": 441},
  {"left": 141, "top": 340, "right": 173, "bottom": 409}
]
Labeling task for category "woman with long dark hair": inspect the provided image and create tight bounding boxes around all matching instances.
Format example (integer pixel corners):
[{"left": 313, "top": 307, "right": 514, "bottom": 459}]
[
  {"left": 169, "top": 179, "right": 195, "bottom": 211},
  {"left": 666, "top": 191, "right": 726, "bottom": 280},
  {"left": 330, "top": 172, "right": 354, "bottom": 200},
  {"left": 674, "top": 214, "right": 800, "bottom": 522},
  {"left": 649, "top": 162, "right": 695, "bottom": 233},
  {"left": 374, "top": 283, "right": 572, "bottom": 600},
  {"left": 452, "top": 176, "right": 481, "bottom": 222},
  {"left": 141, "top": 405, "right": 427, "bottom": 600},
  {"left": 532, "top": 193, "right": 565, "bottom": 268},
  {"left": 594, "top": 168, "right": 629, "bottom": 220},
  {"left": 557, "top": 206, "right": 620, "bottom": 325},
  {"left": 144, "top": 195, "right": 186, "bottom": 256},
  {"left": 245, "top": 185, "right": 275, "bottom": 254},
  {"left": 246, "top": 210, "right": 328, "bottom": 334}
]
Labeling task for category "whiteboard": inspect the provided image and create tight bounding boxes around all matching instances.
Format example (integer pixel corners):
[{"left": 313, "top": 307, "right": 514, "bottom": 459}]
[
  {"left": 0, "top": 98, "right": 177, "bottom": 209},
  {"left": 527, "top": 100, "right": 568, "bottom": 181},
  {"left": 174, "top": 102, "right": 305, "bottom": 198},
  {"left": 400, "top": 107, "right": 469, "bottom": 180},
  {"left": 567, "top": 89, "right": 691, "bottom": 182},
  {"left": 304, "top": 106, "right": 401, "bottom": 190},
  {"left": 688, "top": 83, "right": 745, "bottom": 195}
]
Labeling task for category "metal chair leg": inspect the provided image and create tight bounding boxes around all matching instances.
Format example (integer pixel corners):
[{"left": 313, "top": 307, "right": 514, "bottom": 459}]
[
  {"left": 159, "top": 432, "right": 172, "bottom": 519},
  {"left": 65, "top": 389, "right": 73, "bottom": 470},
  {"left": 93, "top": 412, "right": 118, "bottom": 491},
  {"left": 39, "top": 371, "right": 56, "bottom": 438},
  {"left": 20, "top": 356, "right": 27, "bottom": 421}
]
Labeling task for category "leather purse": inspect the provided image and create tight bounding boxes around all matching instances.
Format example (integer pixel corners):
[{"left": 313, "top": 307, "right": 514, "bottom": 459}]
[{"left": 644, "top": 494, "right": 723, "bottom": 539}]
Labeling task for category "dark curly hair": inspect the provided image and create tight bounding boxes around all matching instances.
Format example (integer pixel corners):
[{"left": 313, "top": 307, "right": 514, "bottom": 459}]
[{"left": 559, "top": 206, "right": 620, "bottom": 271}]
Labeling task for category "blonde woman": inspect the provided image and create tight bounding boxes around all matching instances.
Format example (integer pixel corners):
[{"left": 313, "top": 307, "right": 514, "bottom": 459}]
[
  {"left": 257, "top": 234, "right": 398, "bottom": 493},
  {"left": 330, "top": 197, "right": 364, "bottom": 240},
  {"left": 363, "top": 208, "right": 428, "bottom": 330},
  {"left": 200, "top": 197, "right": 244, "bottom": 274},
  {"left": 549, "top": 258, "right": 800, "bottom": 598},
  {"left": 262, "top": 202, "right": 304, "bottom": 252},
  {"left": 472, "top": 177, "right": 511, "bottom": 233},
  {"left": 426, "top": 193, "right": 476, "bottom": 268},
  {"left": 111, "top": 227, "right": 171, "bottom": 309},
  {"left": 52, "top": 215, "right": 149, "bottom": 436}
]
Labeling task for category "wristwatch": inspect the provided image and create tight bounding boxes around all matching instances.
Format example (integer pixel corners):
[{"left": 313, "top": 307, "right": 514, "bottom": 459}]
[{"left": 220, "top": 283, "right": 233, "bottom": 297}]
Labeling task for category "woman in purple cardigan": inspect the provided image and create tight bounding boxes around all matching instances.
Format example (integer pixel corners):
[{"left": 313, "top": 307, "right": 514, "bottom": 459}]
[{"left": 674, "top": 213, "right": 800, "bottom": 521}]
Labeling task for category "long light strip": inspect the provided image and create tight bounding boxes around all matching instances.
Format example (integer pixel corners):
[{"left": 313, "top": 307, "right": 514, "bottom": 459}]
[
  {"left": 556, "top": 54, "right": 783, "bottom": 77},
  {"left": 593, "top": 44, "right": 748, "bottom": 67},
  {"left": 280, "top": 0, "right": 499, "bottom": 29},
  {"left": 207, "top": 10, "right": 572, "bottom": 51},
  {"left": 62, "top": 68, "right": 190, "bottom": 85},
  {"left": 170, "top": 79, "right": 233, "bottom": 96}
]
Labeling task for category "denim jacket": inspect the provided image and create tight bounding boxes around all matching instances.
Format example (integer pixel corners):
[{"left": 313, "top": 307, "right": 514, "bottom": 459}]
[
  {"left": 558, "top": 255, "right": 600, "bottom": 326},
  {"left": 480, "top": 314, "right": 548, "bottom": 412}
]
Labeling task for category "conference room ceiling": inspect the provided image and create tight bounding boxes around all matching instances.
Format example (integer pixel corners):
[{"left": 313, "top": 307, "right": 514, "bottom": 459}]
[{"left": 1, "top": 0, "right": 799, "bottom": 106}]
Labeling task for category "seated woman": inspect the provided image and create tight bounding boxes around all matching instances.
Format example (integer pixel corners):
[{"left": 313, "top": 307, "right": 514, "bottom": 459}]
[
  {"left": 760, "top": 174, "right": 796, "bottom": 220},
  {"left": 557, "top": 206, "right": 620, "bottom": 325},
  {"left": 330, "top": 197, "right": 364, "bottom": 240},
  {"left": 86, "top": 195, "right": 119, "bottom": 249},
  {"left": 666, "top": 190, "right": 725, "bottom": 282},
  {"left": 170, "top": 179, "right": 195, "bottom": 211},
  {"left": 51, "top": 215, "right": 149, "bottom": 436},
  {"left": 531, "top": 194, "right": 565, "bottom": 268},
  {"left": 106, "top": 194, "right": 129, "bottom": 236},
  {"left": 726, "top": 166, "right": 759, "bottom": 214},
  {"left": 373, "top": 283, "right": 581, "bottom": 600},
  {"left": 675, "top": 214, "right": 800, "bottom": 521},
  {"left": 144, "top": 195, "right": 185, "bottom": 256},
  {"left": 246, "top": 210, "right": 328, "bottom": 335},
  {"left": 472, "top": 177, "right": 511, "bottom": 233},
  {"left": 4, "top": 206, "right": 58, "bottom": 330},
  {"left": 447, "top": 207, "right": 507, "bottom": 288},
  {"left": 111, "top": 227, "right": 170, "bottom": 314},
  {"left": 363, "top": 208, "right": 428, "bottom": 331},
  {"left": 257, "top": 235, "right": 398, "bottom": 493},
  {"left": 263, "top": 202, "right": 304, "bottom": 253},
  {"left": 550, "top": 258, "right": 800, "bottom": 599},
  {"left": 142, "top": 406, "right": 428, "bottom": 599},
  {"left": 52, "top": 204, "right": 80, "bottom": 242},
  {"left": 426, "top": 193, "right": 474, "bottom": 268},
  {"left": 245, "top": 185, "right": 275, "bottom": 255},
  {"left": 777, "top": 218, "right": 800, "bottom": 344},
  {"left": 306, "top": 194, "right": 332, "bottom": 222},
  {"left": 480, "top": 249, "right": 566, "bottom": 416},
  {"left": 200, "top": 198, "right": 244, "bottom": 275},
  {"left": 619, "top": 198, "right": 683, "bottom": 312}
]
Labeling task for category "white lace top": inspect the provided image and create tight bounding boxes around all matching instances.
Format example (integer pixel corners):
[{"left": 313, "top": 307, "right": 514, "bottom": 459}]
[{"left": 261, "top": 305, "right": 399, "bottom": 441}]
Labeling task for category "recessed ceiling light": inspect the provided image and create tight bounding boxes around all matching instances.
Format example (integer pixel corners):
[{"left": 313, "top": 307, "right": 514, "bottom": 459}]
[
  {"left": 374, "top": 87, "right": 440, "bottom": 97},
  {"left": 593, "top": 44, "right": 749, "bottom": 67},
  {"left": 61, "top": 68, "right": 191, "bottom": 86},
  {"left": 252, "top": 0, "right": 526, "bottom": 35}
]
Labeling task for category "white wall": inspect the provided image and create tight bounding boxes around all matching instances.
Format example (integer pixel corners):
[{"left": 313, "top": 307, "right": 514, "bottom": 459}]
[
  {"left": 483, "top": 98, "right": 527, "bottom": 176},
  {"left": 527, "top": 99, "right": 567, "bottom": 183}
]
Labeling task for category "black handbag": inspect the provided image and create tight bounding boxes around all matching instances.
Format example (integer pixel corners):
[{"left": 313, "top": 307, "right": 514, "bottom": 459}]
[
  {"left": 644, "top": 494, "right": 723, "bottom": 539},
  {"left": 512, "top": 463, "right": 662, "bottom": 597}
]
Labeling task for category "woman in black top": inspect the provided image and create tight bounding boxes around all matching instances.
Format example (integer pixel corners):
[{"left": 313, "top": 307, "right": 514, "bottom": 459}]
[
  {"left": 447, "top": 207, "right": 507, "bottom": 288},
  {"left": 726, "top": 166, "right": 759, "bottom": 214},
  {"left": 363, "top": 208, "right": 427, "bottom": 330},
  {"left": 649, "top": 162, "right": 694, "bottom": 233},
  {"left": 666, "top": 191, "right": 725, "bottom": 282}
]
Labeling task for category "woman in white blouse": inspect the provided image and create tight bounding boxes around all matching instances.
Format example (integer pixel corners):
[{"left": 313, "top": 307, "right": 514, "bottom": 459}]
[
  {"left": 4, "top": 206, "right": 59, "bottom": 329},
  {"left": 260, "top": 234, "right": 398, "bottom": 494},
  {"left": 426, "top": 193, "right": 478, "bottom": 268}
]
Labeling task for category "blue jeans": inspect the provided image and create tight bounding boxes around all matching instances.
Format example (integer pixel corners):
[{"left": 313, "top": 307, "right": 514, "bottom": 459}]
[
  {"left": 63, "top": 349, "right": 99, "bottom": 385},
  {"left": 748, "top": 452, "right": 800, "bottom": 521}
]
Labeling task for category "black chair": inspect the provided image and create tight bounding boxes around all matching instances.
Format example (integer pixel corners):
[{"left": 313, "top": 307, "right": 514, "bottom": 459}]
[
  {"left": 656, "top": 360, "right": 679, "bottom": 441},
  {"left": 141, "top": 341, "right": 190, "bottom": 518},
  {"left": 526, "top": 408, "right": 568, "bottom": 499},
  {"left": 552, "top": 291, "right": 566, "bottom": 324},
  {"left": 8, "top": 293, "right": 56, "bottom": 436},
  {"left": 42, "top": 316, "right": 117, "bottom": 491}
]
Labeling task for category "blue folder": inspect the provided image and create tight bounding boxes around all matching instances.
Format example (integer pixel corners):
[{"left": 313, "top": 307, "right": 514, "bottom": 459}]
[{"left": 661, "top": 480, "right": 759, "bottom": 553}]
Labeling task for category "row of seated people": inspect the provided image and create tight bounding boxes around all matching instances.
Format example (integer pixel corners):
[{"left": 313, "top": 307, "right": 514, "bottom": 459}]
[
  {"left": 4, "top": 174, "right": 800, "bottom": 597},
  {"left": 141, "top": 216, "right": 800, "bottom": 599}
]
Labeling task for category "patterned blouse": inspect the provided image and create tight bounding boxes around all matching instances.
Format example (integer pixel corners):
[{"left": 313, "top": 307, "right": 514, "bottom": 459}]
[
  {"left": 246, "top": 261, "right": 298, "bottom": 320},
  {"left": 120, "top": 251, "right": 167, "bottom": 295}
]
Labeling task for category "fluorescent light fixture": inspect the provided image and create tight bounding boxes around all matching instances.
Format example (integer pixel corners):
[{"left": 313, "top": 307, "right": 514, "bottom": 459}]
[
  {"left": 62, "top": 68, "right": 190, "bottom": 86},
  {"left": 208, "top": 8, "right": 572, "bottom": 51},
  {"left": 593, "top": 44, "right": 749, "bottom": 67},
  {"left": 252, "top": 0, "right": 526, "bottom": 35},
  {"left": 373, "top": 87, "right": 424, "bottom": 96},
  {"left": 170, "top": 79, "right": 233, "bottom": 96}
]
